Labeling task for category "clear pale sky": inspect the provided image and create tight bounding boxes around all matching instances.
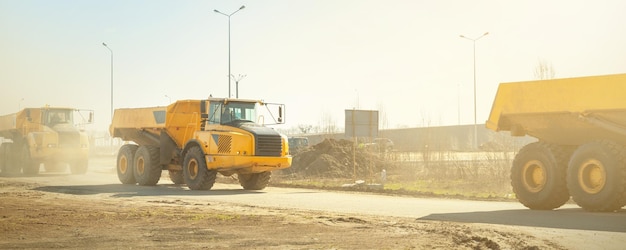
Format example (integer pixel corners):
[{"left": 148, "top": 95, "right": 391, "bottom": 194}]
[{"left": 2, "top": 0, "right": 626, "bottom": 132}]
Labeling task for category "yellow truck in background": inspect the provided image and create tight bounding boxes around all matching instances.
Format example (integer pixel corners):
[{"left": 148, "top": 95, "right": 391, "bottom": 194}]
[
  {"left": 487, "top": 73, "right": 626, "bottom": 212},
  {"left": 109, "top": 98, "right": 291, "bottom": 190},
  {"left": 0, "top": 107, "right": 93, "bottom": 175}
]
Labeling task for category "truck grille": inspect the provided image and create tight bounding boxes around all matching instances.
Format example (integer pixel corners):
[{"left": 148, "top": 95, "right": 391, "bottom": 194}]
[
  {"left": 255, "top": 134, "right": 282, "bottom": 156},
  {"left": 217, "top": 135, "right": 232, "bottom": 154}
]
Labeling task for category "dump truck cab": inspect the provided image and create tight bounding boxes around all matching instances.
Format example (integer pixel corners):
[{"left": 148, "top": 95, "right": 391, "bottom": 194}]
[{"left": 110, "top": 98, "right": 291, "bottom": 191}]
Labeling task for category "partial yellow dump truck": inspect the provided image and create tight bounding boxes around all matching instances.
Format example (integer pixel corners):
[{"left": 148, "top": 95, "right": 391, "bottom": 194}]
[
  {"left": 0, "top": 107, "right": 92, "bottom": 175},
  {"left": 109, "top": 98, "right": 291, "bottom": 190},
  {"left": 487, "top": 73, "right": 626, "bottom": 212}
]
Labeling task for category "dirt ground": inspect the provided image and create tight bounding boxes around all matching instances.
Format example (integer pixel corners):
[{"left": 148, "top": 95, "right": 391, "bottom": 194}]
[{"left": 0, "top": 178, "right": 562, "bottom": 250}]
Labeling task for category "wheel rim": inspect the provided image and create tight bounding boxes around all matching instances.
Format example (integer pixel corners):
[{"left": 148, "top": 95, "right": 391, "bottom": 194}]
[
  {"left": 119, "top": 156, "right": 128, "bottom": 174},
  {"left": 187, "top": 158, "right": 198, "bottom": 180},
  {"left": 136, "top": 157, "right": 145, "bottom": 175},
  {"left": 522, "top": 160, "right": 546, "bottom": 193},
  {"left": 578, "top": 159, "right": 606, "bottom": 194}
]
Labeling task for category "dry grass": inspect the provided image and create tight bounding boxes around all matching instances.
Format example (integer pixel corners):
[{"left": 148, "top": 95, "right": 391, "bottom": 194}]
[{"left": 273, "top": 151, "right": 516, "bottom": 201}]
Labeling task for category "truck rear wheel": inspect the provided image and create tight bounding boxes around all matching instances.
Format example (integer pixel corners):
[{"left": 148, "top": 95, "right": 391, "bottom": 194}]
[
  {"left": 0, "top": 143, "right": 20, "bottom": 176},
  {"left": 183, "top": 147, "right": 216, "bottom": 190},
  {"left": 0, "top": 143, "right": 7, "bottom": 175},
  {"left": 168, "top": 170, "right": 185, "bottom": 184},
  {"left": 117, "top": 144, "right": 139, "bottom": 184},
  {"left": 133, "top": 145, "right": 161, "bottom": 186},
  {"left": 20, "top": 145, "right": 40, "bottom": 176},
  {"left": 511, "top": 142, "right": 570, "bottom": 210},
  {"left": 567, "top": 140, "right": 626, "bottom": 212},
  {"left": 238, "top": 172, "right": 271, "bottom": 190}
]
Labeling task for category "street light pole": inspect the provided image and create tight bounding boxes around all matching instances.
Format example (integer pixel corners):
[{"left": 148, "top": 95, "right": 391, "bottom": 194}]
[
  {"left": 102, "top": 42, "right": 113, "bottom": 124},
  {"left": 214, "top": 5, "right": 245, "bottom": 98},
  {"left": 459, "top": 32, "right": 489, "bottom": 150},
  {"left": 230, "top": 74, "right": 246, "bottom": 98}
]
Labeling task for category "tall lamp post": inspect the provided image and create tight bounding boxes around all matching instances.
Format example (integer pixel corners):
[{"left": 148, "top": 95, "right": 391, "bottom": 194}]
[
  {"left": 214, "top": 5, "right": 245, "bottom": 98},
  {"left": 102, "top": 42, "right": 113, "bottom": 123},
  {"left": 459, "top": 32, "right": 489, "bottom": 150},
  {"left": 102, "top": 42, "right": 113, "bottom": 152},
  {"left": 230, "top": 74, "right": 246, "bottom": 98}
]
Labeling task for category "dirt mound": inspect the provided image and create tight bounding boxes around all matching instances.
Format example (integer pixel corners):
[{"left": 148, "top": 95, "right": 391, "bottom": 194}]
[{"left": 286, "top": 139, "right": 385, "bottom": 178}]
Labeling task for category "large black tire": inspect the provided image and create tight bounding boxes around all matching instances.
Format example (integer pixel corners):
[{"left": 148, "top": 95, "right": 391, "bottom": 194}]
[
  {"left": 117, "top": 144, "right": 139, "bottom": 184},
  {"left": 133, "top": 145, "right": 162, "bottom": 186},
  {"left": 183, "top": 147, "right": 216, "bottom": 190},
  {"left": 567, "top": 140, "right": 626, "bottom": 212},
  {"left": 20, "top": 145, "right": 40, "bottom": 176},
  {"left": 70, "top": 158, "right": 88, "bottom": 175},
  {"left": 1, "top": 143, "right": 20, "bottom": 176},
  {"left": 238, "top": 172, "right": 271, "bottom": 190},
  {"left": 0, "top": 143, "right": 7, "bottom": 175},
  {"left": 511, "top": 142, "right": 571, "bottom": 210},
  {"left": 168, "top": 170, "right": 185, "bottom": 185}
]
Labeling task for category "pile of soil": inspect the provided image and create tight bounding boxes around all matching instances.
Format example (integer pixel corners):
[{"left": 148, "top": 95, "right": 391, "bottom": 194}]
[{"left": 285, "top": 139, "right": 387, "bottom": 178}]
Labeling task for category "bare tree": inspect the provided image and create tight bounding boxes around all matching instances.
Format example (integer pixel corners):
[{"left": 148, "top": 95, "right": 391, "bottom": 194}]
[
  {"left": 298, "top": 124, "right": 312, "bottom": 134},
  {"left": 534, "top": 59, "right": 556, "bottom": 80},
  {"left": 319, "top": 111, "right": 337, "bottom": 135}
]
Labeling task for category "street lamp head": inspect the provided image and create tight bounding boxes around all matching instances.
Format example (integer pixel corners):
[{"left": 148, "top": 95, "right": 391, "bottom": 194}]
[
  {"left": 102, "top": 42, "right": 107, "bottom": 47},
  {"left": 213, "top": 9, "right": 219, "bottom": 13},
  {"left": 459, "top": 35, "right": 465, "bottom": 38},
  {"left": 239, "top": 5, "right": 245, "bottom": 10},
  {"left": 483, "top": 32, "right": 490, "bottom": 36}
]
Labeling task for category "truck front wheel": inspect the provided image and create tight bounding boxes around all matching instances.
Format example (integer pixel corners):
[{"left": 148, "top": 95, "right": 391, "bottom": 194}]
[
  {"left": 183, "top": 147, "right": 216, "bottom": 190},
  {"left": 133, "top": 145, "right": 161, "bottom": 186},
  {"left": 567, "top": 140, "right": 626, "bottom": 212},
  {"left": 238, "top": 172, "right": 271, "bottom": 190},
  {"left": 117, "top": 144, "right": 138, "bottom": 184},
  {"left": 20, "top": 145, "right": 40, "bottom": 176},
  {"left": 511, "top": 142, "right": 570, "bottom": 210}
]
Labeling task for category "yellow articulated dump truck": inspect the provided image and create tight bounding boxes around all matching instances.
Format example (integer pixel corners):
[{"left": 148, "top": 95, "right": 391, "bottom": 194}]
[
  {"left": 487, "top": 73, "right": 626, "bottom": 212},
  {"left": 0, "top": 107, "right": 93, "bottom": 175},
  {"left": 109, "top": 98, "right": 291, "bottom": 190}
]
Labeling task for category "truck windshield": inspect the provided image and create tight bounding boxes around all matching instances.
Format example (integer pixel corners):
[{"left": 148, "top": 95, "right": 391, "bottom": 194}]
[
  {"left": 46, "top": 109, "right": 73, "bottom": 126},
  {"left": 208, "top": 102, "right": 257, "bottom": 125}
]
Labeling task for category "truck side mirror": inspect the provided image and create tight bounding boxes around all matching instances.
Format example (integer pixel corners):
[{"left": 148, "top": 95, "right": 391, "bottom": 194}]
[
  {"left": 278, "top": 106, "right": 283, "bottom": 123},
  {"left": 89, "top": 112, "right": 94, "bottom": 123}
]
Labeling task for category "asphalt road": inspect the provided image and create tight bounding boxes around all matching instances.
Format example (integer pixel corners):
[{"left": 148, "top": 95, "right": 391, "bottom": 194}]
[{"left": 5, "top": 156, "right": 626, "bottom": 249}]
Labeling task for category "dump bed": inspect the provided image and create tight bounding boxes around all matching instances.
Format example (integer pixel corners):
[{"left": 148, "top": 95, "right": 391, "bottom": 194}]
[
  {"left": 110, "top": 100, "right": 203, "bottom": 147},
  {"left": 0, "top": 108, "right": 46, "bottom": 139},
  {"left": 487, "top": 73, "right": 626, "bottom": 146},
  {"left": 110, "top": 106, "right": 168, "bottom": 146},
  {"left": 0, "top": 113, "right": 18, "bottom": 134}
]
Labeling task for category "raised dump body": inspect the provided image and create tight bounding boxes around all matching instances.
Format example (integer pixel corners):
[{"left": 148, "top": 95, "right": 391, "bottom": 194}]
[
  {"left": 109, "top": 98, "right": 291, "bottom": 191},
  {"left": 487, "top": 73, "right": 626, "bottom": 212},
  {"left": 0, "top": 107, "right": 92, "bottom": 175}
]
